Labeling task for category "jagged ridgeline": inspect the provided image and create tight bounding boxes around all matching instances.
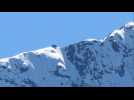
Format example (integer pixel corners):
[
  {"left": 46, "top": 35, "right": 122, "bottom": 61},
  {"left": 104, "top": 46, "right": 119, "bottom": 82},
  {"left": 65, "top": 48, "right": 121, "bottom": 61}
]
[{"left": 0, "top": 22, "right": 134, "bottom": 87}]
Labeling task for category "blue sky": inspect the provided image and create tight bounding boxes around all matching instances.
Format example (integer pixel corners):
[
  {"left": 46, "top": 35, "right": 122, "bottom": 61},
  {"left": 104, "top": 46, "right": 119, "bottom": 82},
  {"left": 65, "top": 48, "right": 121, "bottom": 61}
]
[{"left": 0, "top": 12, "right": 133, "bottom": 57}]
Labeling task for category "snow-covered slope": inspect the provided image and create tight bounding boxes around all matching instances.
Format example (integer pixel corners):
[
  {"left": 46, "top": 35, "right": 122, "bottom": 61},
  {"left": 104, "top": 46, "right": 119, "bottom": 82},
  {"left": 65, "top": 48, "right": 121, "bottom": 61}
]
[{"left": 0, "top": 21, "right": 134, "bottom": 87}]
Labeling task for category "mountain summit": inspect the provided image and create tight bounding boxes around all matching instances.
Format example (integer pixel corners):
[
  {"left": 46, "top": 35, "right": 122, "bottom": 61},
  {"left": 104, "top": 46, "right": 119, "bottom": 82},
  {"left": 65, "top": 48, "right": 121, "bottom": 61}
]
[{"left": 0, "top": 22, "right": 134, "bottom": 87}]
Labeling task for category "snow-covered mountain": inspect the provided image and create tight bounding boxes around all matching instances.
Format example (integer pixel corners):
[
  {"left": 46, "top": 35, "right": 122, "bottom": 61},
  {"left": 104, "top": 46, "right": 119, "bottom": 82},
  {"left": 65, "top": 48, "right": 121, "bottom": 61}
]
[{"left": 0, "top": 22, "right": 134, "bottom": 87}]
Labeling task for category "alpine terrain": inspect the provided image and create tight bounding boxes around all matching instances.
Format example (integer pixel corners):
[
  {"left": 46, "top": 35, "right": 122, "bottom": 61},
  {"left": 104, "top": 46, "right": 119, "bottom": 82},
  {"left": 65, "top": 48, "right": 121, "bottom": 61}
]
[{"left": 0, "top": 22, "right": 134, "bottom": 87}]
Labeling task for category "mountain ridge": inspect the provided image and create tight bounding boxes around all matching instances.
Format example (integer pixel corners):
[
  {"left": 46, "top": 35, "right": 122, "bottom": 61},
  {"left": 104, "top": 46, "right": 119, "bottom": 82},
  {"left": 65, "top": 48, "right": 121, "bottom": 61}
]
[{"left": 0, "top": 21, "right": 134, "bottom": 86}]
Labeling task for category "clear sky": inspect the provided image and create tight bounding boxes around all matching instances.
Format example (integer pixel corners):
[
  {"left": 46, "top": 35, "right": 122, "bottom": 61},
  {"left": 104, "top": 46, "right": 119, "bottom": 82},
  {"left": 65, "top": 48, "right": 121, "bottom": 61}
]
[{"left": 0, "top": 12, "right": 133, "bottom": 57}]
